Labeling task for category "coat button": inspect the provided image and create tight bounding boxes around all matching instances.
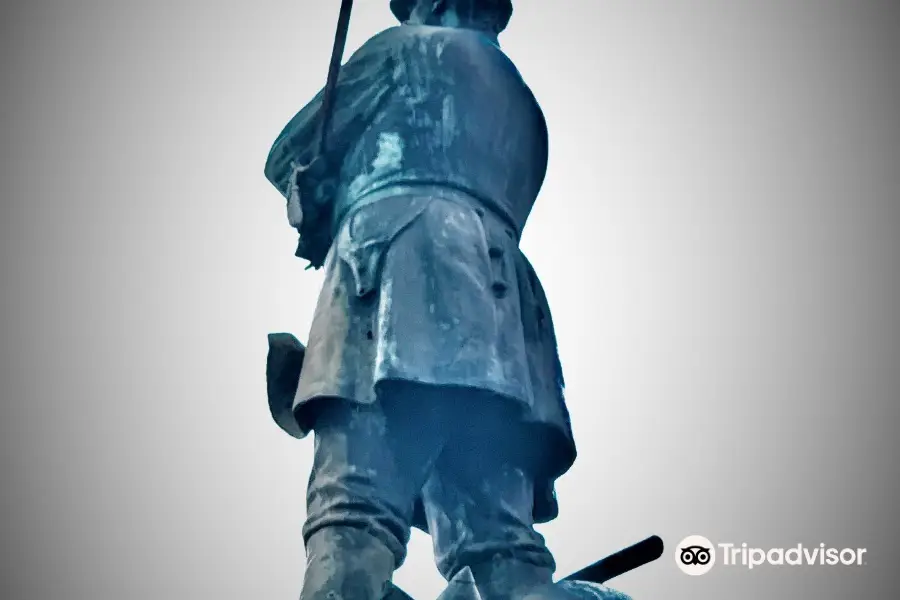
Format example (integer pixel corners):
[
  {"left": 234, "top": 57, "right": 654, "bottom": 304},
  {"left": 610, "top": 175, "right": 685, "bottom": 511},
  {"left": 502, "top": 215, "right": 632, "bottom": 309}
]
[
  {"left": 492, "top": 282, "right": 508, "bottom": 298},
  {"left": 488, "top": 246, "right": 503, "bottom": 259}
]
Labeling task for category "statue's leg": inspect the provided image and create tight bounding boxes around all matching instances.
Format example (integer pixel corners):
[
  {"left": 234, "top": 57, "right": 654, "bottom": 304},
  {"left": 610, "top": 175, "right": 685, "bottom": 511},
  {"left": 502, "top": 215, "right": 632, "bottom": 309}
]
[
  {"left": 422, "top": 430, "right": 556, "bottom": 600},
  {"left": 300, "top": 397, "right": 446, "bottom": 600}
]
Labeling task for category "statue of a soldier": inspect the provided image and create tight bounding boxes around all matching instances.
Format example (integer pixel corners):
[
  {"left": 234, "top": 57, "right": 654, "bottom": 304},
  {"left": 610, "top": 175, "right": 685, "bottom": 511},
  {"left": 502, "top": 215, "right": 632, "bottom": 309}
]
[{"left": 264, "top": 1, "right": 578, "bottom": 598}]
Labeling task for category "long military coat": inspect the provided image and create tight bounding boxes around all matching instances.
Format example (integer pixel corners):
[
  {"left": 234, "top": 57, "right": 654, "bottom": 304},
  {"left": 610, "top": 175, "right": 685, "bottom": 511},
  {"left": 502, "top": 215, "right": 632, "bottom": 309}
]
[{"left": 264, "top": 24, "right": 576, "bottom": 529}]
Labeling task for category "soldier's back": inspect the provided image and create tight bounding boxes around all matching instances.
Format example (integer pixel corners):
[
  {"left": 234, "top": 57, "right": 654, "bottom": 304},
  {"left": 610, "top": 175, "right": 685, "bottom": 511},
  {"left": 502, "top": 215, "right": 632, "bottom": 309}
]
[{"left": 334, "top": 25, "right": 549, "bottom": 236}]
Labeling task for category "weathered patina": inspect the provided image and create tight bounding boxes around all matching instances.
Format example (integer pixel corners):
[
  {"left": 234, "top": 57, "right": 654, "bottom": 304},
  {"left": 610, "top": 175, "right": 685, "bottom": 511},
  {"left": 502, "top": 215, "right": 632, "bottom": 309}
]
[{"left": 263, "top": 2, "right": 594, "bottom": 599}]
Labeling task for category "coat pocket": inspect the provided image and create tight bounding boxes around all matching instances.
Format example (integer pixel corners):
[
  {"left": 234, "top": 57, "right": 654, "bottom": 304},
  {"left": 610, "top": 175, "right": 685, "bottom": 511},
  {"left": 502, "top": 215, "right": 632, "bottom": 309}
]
[{"left": 336, "top": 195, "right": 431, "bottom": 297}]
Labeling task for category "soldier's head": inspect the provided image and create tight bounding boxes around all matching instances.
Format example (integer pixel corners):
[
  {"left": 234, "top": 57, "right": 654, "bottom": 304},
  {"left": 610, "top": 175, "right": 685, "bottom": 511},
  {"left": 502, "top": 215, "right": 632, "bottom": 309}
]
[{"left": 391, "top": 0, "right": 512, "bottom": 36}]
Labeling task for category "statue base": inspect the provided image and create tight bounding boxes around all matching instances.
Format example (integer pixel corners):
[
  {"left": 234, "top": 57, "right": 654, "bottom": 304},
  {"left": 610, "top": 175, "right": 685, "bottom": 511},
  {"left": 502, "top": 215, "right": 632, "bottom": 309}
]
[
  {"left": 385, "top": 534, "right": 665, "bottom": 599},
  {"left": 383, "top": 569, "right": 634, "bottom": 600}
]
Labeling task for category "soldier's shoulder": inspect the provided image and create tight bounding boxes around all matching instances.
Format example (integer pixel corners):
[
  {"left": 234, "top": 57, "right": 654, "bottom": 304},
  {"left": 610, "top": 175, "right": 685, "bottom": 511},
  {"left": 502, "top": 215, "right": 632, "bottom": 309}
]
[
  {"left": 360, "top": 25, "right": 502, "bottom": 54},
  {"left": 355, "top": 25, "right": 426, "bottom": 49}
]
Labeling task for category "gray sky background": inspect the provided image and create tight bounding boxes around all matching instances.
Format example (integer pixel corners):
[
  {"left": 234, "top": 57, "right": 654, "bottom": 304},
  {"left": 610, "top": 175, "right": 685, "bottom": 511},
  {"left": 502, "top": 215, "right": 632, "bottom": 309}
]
[{"left": 1, "top": 1, "right": 898, "bottom": 599}]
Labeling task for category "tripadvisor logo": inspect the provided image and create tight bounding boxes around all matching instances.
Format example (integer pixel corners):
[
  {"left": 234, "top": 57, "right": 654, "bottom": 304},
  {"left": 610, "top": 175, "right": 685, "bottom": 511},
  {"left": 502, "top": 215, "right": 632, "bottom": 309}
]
[
  {"left": 676, "top": 535, "right": 716, "bottom": 575},
  {"left": 675, "top": 535, "right": 867, "bottom": 575}
]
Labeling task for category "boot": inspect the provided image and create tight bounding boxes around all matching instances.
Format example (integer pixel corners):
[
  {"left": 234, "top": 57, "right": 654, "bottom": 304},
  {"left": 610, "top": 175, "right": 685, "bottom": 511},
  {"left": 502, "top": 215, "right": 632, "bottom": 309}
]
[
  {"left": 522, "top": 581, "right": 633, "bottom": 600},
  {"left": 299, "top": 526, "right": 396, "bottom": 600},
  {"left": 468, "top": 557, "right": 555, "bottom": 600},
  {"left": 436, "top": 566, "right": 481, "bottom": 600}
]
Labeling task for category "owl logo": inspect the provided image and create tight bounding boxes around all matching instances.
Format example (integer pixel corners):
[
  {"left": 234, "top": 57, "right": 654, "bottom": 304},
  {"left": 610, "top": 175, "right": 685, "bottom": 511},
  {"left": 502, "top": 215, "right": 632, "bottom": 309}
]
[
  {"left": 680, "top": 545, "right": 712, "bottom": 566},
  {"left": 675, "top": 535, "right": 716, "bottom": 575}
]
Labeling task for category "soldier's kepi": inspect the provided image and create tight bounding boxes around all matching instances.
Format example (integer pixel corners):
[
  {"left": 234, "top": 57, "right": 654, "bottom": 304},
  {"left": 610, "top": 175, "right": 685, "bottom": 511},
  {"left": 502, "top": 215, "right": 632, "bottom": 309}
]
[{"left": 264, "top": 1, "right": 577, "bottom": 599}]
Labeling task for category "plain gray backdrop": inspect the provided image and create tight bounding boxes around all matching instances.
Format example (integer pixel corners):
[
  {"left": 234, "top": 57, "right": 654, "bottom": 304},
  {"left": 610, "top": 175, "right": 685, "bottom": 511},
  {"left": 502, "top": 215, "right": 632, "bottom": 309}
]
[{"left": 1, "top": 1, "right": 898, "bottom": 599}]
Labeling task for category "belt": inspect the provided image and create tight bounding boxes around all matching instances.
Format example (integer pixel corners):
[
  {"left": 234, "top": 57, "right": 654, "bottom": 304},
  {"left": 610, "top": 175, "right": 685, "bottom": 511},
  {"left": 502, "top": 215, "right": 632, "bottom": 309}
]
[{"left": 332, "top": 183, "right": 522, "bottom": 243}]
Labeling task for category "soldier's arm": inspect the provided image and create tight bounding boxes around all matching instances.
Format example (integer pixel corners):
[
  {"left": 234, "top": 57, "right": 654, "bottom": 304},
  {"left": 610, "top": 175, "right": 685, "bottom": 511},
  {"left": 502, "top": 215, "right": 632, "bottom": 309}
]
[
  {"left": 264, "top": 29, "right": 399, "bottom": 202},
  {"left": 264, "top": 29, "right": 401, "bottom": 268}
]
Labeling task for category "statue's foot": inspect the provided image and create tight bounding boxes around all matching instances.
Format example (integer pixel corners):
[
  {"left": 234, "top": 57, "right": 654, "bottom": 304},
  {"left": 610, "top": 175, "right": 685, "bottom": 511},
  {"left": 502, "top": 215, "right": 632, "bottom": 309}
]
[
  {"left": 521, "top": 581, "right": 632, "bottom": 600},
  {"left": 436, "top": 566, "right": 480, "bottom": 600},
  {"left": 465, "top": 558, "right": 554, "bottom": 600}
]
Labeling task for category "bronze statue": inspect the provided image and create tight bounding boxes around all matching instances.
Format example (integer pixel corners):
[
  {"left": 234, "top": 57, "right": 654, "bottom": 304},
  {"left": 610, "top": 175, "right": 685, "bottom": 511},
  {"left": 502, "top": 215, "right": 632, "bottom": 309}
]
[{"left": 263, "top": 1, "right": 655, "bottom": 598}]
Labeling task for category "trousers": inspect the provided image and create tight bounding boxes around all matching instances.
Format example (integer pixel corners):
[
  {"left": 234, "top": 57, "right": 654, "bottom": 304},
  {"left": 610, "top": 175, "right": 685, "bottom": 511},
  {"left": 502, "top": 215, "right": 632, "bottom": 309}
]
[{"left": 301, "top": 382, "right": 556, "bottom": 592}]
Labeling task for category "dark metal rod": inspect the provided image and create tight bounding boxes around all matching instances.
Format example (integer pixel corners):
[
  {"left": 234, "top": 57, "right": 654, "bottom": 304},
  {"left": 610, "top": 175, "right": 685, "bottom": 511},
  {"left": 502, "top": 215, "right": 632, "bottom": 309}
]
[
  {"left": 316, "top": 0, "right": 354, "bottom": 155},
  {"left": 562, "top": 535, "right": 665, "bottom": 584}
]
